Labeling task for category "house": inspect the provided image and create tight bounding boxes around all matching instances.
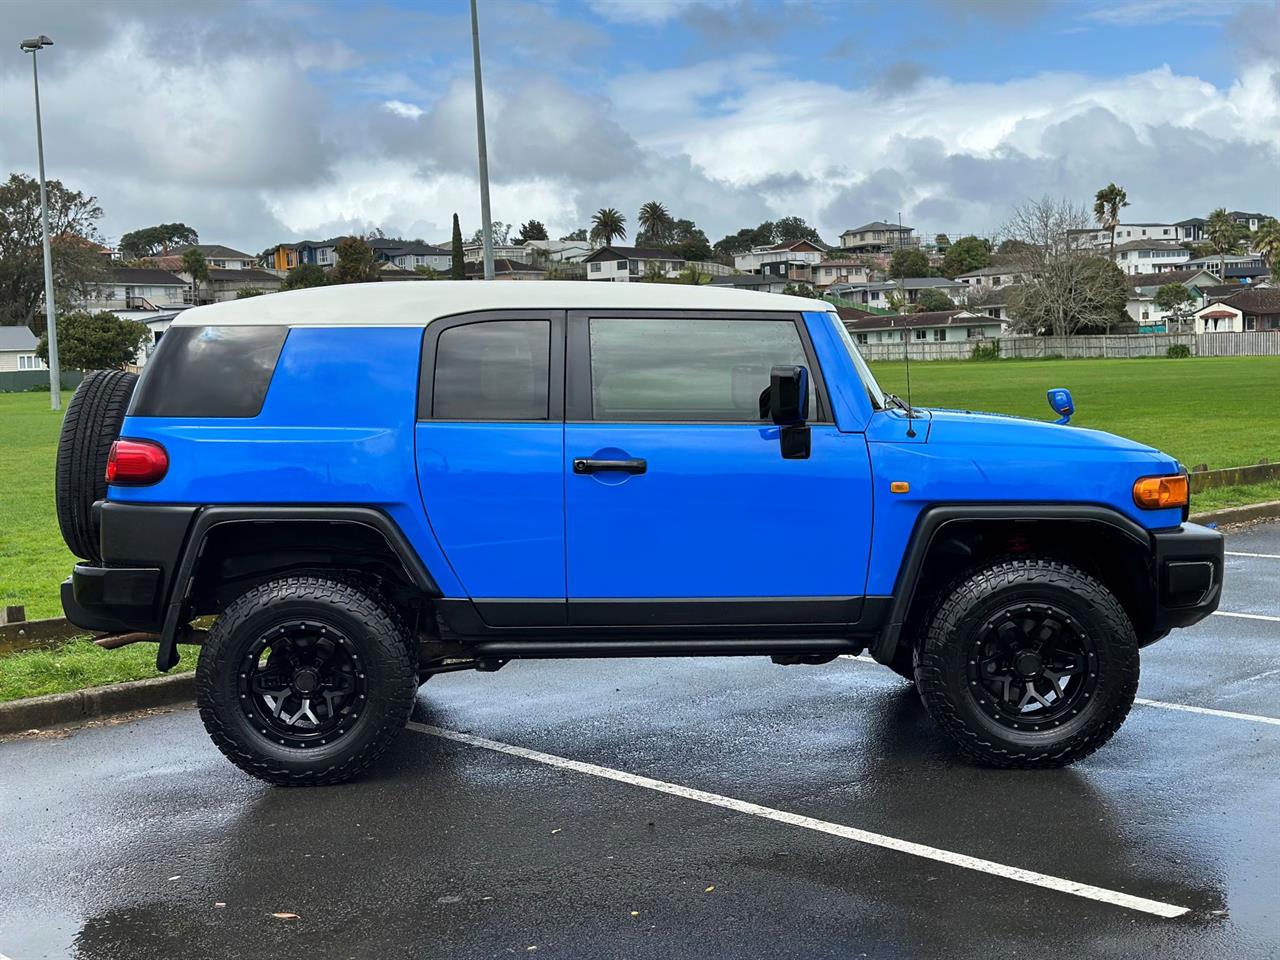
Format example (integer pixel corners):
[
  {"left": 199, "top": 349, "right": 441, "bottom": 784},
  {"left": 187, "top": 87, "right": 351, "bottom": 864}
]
[
  {"left": 955, "top": 264, "right": 1031, "bottom": 291},
  {"left": 1109, "top": 239, "right": 1190, "bottom": 275},
  {"left": 171, "top": 244, "right": 259, "bottom": 271},
  {"left": 709, "top": 274, "right": 791, "bottom": 295},
  {"left": 805, "top": 260, "right": 874, "bottom": 289},
  {"left": 84, "top": 266, "right": 188, "bottom": 312},
  {"left": 205, "top": 268, "right": 284, "bottom": 301},
  {"left": 839, "top": 221, "right": 916, "bottom": 254},
  {"left": 841, "top": 309, "right": 1006, "bottom": 346},
  {"left": 1180, "top": 253, "right": 1270, "bottom": 282},
  {"left": 964, "top": 284, "right": 1026, "bottom": 324},
  {"left": 1229, "top": 211, "right": 1271, "bottom": 233},
  {"left": 827, "top": 277, "right": 967, "bottom": 309},
  {"left": 1123, "top": 268, "right": 1219, "bottom": 331},
  {"left": 369, "top": 238, "right": 452, "bottom": 273},
  {"left": 583, "top": 246, "right": 685, "bottom": 282},
  {"left": 0, "top": 325, "right": 45, "bottom": 372},
  {"left": 463, "top": 258, "right": 548, "bottom": 281},
  {"left": 1175, "top": 217, "right": 1207, "bottom": 243},
  {"left": 518, "top": 239, "right": 594, "bottom": 263},
  {"left": 1070, "top": 223, "right": 1184, "bottom": 250},
  {"left": 733, "top": 239, "right": 827, "bottom": 274},
  {"left": 1193, "top": 288, "right": 1280, "bottom": 333},
  {"left": 463, "top": 241, "right": 532, "bottom": 264}
]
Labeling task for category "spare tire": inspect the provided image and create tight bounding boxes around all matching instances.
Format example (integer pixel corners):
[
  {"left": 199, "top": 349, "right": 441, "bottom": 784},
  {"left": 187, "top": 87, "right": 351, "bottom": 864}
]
[{"left": 55, "top": 369, "right": 139, "bottom": 562}]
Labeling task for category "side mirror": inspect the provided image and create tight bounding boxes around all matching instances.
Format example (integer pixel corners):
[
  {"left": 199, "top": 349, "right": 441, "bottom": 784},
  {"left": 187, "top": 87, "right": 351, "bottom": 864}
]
[
  {"left": 769, "top": 365, "right": 809, "bottom": 425},
  {"left": 1047, "top": 387, "right": 1074, "bottom": 425},
  {"left": 770, "top": 365, "right": 811, "bottom": 459}
]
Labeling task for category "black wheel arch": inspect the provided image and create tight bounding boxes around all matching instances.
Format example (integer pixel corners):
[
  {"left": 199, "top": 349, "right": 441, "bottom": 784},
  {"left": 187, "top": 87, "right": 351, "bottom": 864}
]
[{"left": 871, "top": 503, "right": 1160, "bottom": 667}]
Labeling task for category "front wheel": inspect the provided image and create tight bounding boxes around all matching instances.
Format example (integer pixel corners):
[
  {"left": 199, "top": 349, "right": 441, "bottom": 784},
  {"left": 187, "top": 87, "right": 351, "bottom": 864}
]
[
  {"left": 914, "top": 559, "right": 1139, "bottom": 768},
  {"left": 196, "top": 576, "right": 417, "bottom": 786}
]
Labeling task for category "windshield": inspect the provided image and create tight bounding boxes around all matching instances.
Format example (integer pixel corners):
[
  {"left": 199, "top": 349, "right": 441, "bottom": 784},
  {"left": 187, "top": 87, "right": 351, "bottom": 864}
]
[{"left": 828, "top": 311, "right": 885, "bottom": 410}]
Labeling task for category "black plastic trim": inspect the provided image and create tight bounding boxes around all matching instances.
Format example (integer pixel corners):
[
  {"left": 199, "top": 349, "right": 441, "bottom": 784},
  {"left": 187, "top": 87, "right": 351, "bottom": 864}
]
[
  {"left": 1152, "top": 521, "right": 1224, "bottom": 633},
  {"left": 470, "top": 637, "right": 864, "bottom": 659}
]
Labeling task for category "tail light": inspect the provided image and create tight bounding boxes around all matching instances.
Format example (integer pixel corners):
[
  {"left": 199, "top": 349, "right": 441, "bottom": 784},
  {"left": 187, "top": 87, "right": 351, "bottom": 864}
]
[{"left": 106, "top": 439, "right": 168, "bottom": 486}]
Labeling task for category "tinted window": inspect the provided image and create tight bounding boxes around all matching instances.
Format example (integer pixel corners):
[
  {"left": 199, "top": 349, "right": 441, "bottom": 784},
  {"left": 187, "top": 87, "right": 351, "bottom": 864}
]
[
  {"left": 589, "top": 318, "right": 813, "bottom": 421},
  {"left": 130, "top": 325, "right": 287, "bottom": 418},
  {"left": 432, "top": 320, "right": 550, "bottom": 420}
]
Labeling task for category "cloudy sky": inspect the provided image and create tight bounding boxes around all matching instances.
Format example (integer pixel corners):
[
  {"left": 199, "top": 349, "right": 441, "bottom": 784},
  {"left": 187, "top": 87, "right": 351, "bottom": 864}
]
[{"left": 2, "top": 0, "right": 1277, "bottom": 253}]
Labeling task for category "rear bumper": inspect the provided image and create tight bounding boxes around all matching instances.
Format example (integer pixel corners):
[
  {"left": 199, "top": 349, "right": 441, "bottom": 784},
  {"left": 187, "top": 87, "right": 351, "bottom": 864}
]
[
  {"left": 62, "top": 565, "right": 163, "bottom": 634},
  {"left": 1150, "top": 522, "right": 1224, "bottom": 637}
]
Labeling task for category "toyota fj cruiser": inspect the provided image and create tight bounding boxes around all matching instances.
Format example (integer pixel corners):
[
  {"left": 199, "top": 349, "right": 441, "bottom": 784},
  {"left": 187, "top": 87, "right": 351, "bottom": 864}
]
[{"left": 57, "top": 282, "right": 1223, "bottom": 784}]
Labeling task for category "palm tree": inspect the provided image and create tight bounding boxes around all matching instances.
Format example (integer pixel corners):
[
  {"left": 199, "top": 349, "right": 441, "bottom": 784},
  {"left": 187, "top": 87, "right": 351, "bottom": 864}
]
[
  {"left": 181, "top": 247, "right": 210, "bottom": 304},
  {"left": 1206, "top": 208, "right": 1242, "bottom": 281},
  {"left": 1093, "top": 183, "right": 1129, "bottom": 253},
  {"left": 1253, "top": 217, "right": 1280, "bottom": 279},
  {"left": 590, "top": 207, "right": 627, "bottom": 247},
  {"left": 638, "top": 201, "right": 673, "bottom": 246}
]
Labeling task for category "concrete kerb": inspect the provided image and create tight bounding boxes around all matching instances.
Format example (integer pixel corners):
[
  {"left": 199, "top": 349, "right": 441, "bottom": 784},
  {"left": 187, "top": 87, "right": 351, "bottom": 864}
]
[{"left": 0, "top": 672, "right": 194, "bottom": 737}]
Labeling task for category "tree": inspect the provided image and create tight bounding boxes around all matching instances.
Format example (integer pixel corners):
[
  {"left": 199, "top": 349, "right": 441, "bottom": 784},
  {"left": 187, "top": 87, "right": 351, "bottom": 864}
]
[
  {"left": 451, "top": 214, "right": 465, "bottom": 280},
  {"left": 470, "top": 220, "right": 511, "bottom": 245},
  {"left": 414, "top": 265, "right": 442, "bottom": 279},
  {"left": 1206, "top": 208, "right": 1247, "bottom": 281},
  {"left": 590, "top": 207, "right": 627, "bottom": 246},
  {"left": 1153, "top": 283, "right": 1197, "bottom": 332},
  {"left": 914, "top": 288, "right": 956, "bottom": 312},
  {"left": 934, "top": 233, "right": 951, "bottom": 249},
  {"left": 670, "top": 218, "right": 712, "bottom": 262},
  {"left": 773, "top": 216, "right": 822, "bottom": 245},
  {"left": 1093, "top": 183, "right": 1129, "bottom": 253},
  {"left": 1004, "top": 196, "right": 1127, "bottom": 335},
  {"left": 998, "top": 238, "right": 1037, "bottom": 257},
  {"left": 782, "top": 282, "right": 816, "bottom": 297},
  {"left": 282, "top": 263, "right": 327, "bottom": 290},
  {"left": 678, "top": 263, "right": 711, "bottom": 285},
  {"left": 0, "top": 173, "right": 108, "bottom": 332},
  {"left": 889, "top": 247, "right": 931, "bottom": 279},
  {"left": 1254, "top": 217, "right": 1280, "bottom": 279},
  {"left": 118, "top": 223, "right": 199, "bottom": 260},
  {"left": 35, "top": 310, "right": 148, "bottom": 370},
  {"left": 235, "top": 287, "right": 263, "bottom": 298},
  {"left": 329, "top": 236, "right": 380, "bottom": 284},
  {"left": 561, "top": 228, "right": 588, "bottom": 242},
  {"left": 517, "top": 219, "right": 548, "bottom": 243},
  {"left": 181, "top": 247, "right": 210, "bottom": 304},
  {"left": 713, "top": 222, "right": 776, "bottom": 257},
  {"left": 940, "top": 235, "right": 991, "bottom": 278},
  {"left": 637, "top": 201, "right": 674, "bottom": 246}
]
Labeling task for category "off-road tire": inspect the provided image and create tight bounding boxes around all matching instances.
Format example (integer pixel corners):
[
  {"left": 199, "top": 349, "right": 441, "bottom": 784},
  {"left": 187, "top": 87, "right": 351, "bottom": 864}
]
[
  {"left": 197, "top": 576, "right": 417, "bottom": 786},
  {"left": 55, "top": 369, "right": 138, "bottom": 561},
  {"left": 915, "top": 558, "right": 1139, "bottom": 768}
]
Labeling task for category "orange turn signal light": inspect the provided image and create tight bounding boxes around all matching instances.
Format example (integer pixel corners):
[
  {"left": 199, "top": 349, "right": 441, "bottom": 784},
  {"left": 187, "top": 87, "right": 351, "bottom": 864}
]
[
  {"left": 1132, "top": 474, "right": 1188, "bottom": 510},
  {"left": 890, "top": 481, "right": 910, "bottom": 494}
]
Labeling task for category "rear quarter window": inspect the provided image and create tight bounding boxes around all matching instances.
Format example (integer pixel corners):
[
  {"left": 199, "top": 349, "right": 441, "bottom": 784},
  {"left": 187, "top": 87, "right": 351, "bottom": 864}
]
[{"left": 129, "top": 325, "right": 288, "bottom": 418}]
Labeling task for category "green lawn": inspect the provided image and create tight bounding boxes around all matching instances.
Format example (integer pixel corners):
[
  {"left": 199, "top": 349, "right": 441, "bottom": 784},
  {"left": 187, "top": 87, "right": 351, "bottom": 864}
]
[
  {"left": 868, "top": 356, "right": 1280, "bottom": 470},
  {"left": 0, "top": 638, "right": 192, "bottom": 705}
]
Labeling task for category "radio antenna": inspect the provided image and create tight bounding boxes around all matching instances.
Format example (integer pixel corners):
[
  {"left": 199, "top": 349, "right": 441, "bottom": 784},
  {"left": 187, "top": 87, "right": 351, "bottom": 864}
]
[{"left": 902, "top": 318, "right": 916, "bottom": 438}]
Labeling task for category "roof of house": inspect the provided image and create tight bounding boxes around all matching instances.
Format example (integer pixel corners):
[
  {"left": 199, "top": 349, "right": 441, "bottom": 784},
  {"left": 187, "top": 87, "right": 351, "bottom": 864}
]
[
  {"left": 172, "top": 244, "right": 255, "bottom": 260},
  {"left": 1211, "top": 288, "right": 1280, "bottom": 314},
  {"left": 814, "top": 259, "right": 872, "bottom": 268},
  {"left": 108, "top": 267, "right": 187, "bottom": 285},
  {"left": 768, "top": 238, "right": 828, "bottom": 252},
  {"left": 582, "top": 246, "right": 684, "bottom": 262},
  {"left": 1202, "top": 283, "right": 1252, "bottom": 298},
  {"left": 834, "top": 306, "right": 875, "bottom": 321},
  {"left": 710, "top": 274, "right": 786, "bottom": 289},
  {"left": 1110, "top": 239, "right": 1187, "bottom": 253},
  {"left": 464, "top": 258, "right": 548, "bottom": 276},
  {"left": 956, "top": 265, "right": 1025, "bottom": 278},
  {"left": 169, "top": 281, "right": 829, "bottom": 329},
  {"left": 0, "top": 325, "right": 38, "bottom": 351},
  {"left": 842, "top": 221, "right": 912, "bottom": 234},
  {"left": 1123, "top": 268, "right": 1211, "bottom": 290},
  {"left": 1175, "top": 217, "right": 1207, "bottom": 226},
  {"left": 370, "top": 239, "right": 452, "bottom": 257},
  {"left": 843, "top": 309, "right": 981, "bottom": 331},
  {"left": 1228, "top": 211, "right": 1270, "bottom": 220},
  {"left": 841, "top": 277, "right": 965, "bottom": 292},
  {"left": 209, "top": 268, "right": 282, "bottom": 284}
]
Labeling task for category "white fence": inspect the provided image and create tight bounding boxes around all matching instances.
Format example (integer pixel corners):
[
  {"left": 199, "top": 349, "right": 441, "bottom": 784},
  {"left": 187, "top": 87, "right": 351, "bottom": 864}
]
[{"left": 855, "top": 331, "right": 1280, "bottom": 362}]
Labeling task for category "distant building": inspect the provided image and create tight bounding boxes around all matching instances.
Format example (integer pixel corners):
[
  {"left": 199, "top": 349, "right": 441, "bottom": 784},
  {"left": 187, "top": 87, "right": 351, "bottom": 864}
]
[
  {"left": 839, "top": 221, "right": 916, "bottom": 254},
  {"left": 583, "top": 246, "right": 685, "bottom": 282},
  {"left": 1123, "top": 269, "right": 1219, "bottom": 331},
  {"left": 842, "top": 309, "right": 1006, "bottom": 346},
  {"left": 171, "top": 244, "right": 258, "bottom": 271},
  {"left": 804, "top": 260, "right": 874, "bottom": 290},
  {"left": 1109, "top": 239, "right": 1190, "bottom": 275},
  {"left": 827, "top": 277, "right": 966, "bottom": 309},
  {"left": 518, "top": 239, "right": 594, "bottom": 263},
  {"left": 1193, "top": 288, "right": 1280, "bottom": 333},
  {"left": 0, "top": 325, "right": 45, "bottom": 372},
  {"left": 955, "top": 264, "right": 1031, "bottom": 291},
  {"left": 733, "top": 239, "right": 827, "bottom": 273},
  {"left": 1181, "top": 253, "right": 1269, "bottom": 282},
  {"left": 370, "top": 239, "right": 452, "bottom": 273},
  {"left": 1228, "top": 211, "right": 1271, "bottom": 233},
  {"left": 463, "top": 241, "right": 532, "bottom": 264},
  {"left": 709, "top": 274, "right": 790, "bottom": 295},
  {"left": 463, "top": 258, "right": 548, "bottom": 281}
]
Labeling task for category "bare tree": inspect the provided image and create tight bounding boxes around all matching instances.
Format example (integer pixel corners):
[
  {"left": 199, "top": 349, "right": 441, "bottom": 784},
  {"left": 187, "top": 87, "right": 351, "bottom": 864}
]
[{"left": 1004, "top": 196, "right": 1127, "bottom": 336}]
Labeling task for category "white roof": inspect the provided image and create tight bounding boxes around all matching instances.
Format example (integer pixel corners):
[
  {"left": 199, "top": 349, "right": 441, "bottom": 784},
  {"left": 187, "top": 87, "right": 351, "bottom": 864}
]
[{"left": 169, "top": 280, "right": 830, "bottom": 327}]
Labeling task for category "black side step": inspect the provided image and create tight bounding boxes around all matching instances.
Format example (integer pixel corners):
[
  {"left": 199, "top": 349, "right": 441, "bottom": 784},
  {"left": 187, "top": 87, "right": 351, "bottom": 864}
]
[{"left": 467, "top": 637, "right": 864, "bottom": 659}]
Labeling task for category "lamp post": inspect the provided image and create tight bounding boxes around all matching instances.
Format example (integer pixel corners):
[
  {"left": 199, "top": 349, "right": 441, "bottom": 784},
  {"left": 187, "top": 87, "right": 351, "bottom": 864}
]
[
  {"left": 470, "top": 0, "right": 494, "bottom": 281},
  {"left": 20, "top": 34, "right": 61, "bottom": 409}
]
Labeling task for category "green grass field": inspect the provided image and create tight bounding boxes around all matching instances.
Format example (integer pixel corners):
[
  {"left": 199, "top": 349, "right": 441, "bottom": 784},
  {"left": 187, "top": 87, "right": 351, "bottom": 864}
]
[{"left": 0, "top": 639, "right": 192, "bottom": 704}]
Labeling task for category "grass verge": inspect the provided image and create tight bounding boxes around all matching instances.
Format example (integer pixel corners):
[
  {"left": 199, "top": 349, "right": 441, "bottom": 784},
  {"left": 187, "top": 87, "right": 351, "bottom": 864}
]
[
  {"left": 0, "top": 638, "right": 193, "bottom": 705},
  {"left": 1192, "top": 480, "right": 1280, "bottom": 513}
]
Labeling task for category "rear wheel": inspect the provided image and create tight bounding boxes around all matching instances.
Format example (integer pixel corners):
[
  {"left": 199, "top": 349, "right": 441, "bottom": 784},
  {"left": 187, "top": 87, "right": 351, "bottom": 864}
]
[
  {"left": 196, "top": 576, "right": 417, "bottom": 786},
  {"left": 55, "top": 369, "right": 138, "bottom": 561},
  {"left": 914, "top": 558, "right": 1138, "bottom": 768}
]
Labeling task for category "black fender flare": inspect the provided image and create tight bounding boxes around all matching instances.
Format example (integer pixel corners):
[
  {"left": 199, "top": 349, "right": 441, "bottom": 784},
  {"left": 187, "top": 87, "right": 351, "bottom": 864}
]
[
  {"left": 156, "top": 505, "right": 440, "bottom": 671},
  {"left": 870, "top": 503, "right": 1156, "bottom": 666}
]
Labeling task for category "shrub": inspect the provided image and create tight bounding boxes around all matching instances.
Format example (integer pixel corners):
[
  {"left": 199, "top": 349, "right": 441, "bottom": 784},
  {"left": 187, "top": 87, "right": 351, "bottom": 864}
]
[
  {"left": 1167, "top": 344, "right": 1192, "bottom": 359},
  {"left": 969, "top": 340, "right": 1001, "bottom": 361}
]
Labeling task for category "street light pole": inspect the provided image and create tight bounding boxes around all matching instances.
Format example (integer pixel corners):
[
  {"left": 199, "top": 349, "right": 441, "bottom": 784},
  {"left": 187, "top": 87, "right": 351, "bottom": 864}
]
[
  {"left": 470, "top": 0, "right": 494, "bottom": 281},
  {"left": 21, "top": 35, "right": 61, "bottom": 409}
]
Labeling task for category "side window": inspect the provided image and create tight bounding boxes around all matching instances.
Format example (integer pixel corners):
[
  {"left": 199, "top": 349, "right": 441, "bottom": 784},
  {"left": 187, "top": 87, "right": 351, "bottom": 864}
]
[
  {"left": 587, "top": 317, "right": 816, "bottom": 422},
  {"left": 130, "top": 325, "right": 287, "bottom": 418},
  {"left": 431, "top": 320, "right": 550, "bottom": 420}
]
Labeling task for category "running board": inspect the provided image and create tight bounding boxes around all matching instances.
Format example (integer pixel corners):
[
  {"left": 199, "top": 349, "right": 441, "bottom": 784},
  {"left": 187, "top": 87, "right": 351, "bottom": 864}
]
[{"left": 467, "top": 637, "right": 865, "bottom": 659}]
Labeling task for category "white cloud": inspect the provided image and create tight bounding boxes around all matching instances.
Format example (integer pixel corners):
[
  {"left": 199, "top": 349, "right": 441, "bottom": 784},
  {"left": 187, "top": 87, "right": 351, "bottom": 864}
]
[{"left": 381, "top": 100, "right": 425, "bottom": 119}]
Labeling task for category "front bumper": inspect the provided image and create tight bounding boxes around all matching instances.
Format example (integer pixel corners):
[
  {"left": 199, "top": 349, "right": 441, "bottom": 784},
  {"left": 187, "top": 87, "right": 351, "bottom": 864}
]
[{"left": 1150, "top": 521, "right": 1224, "bottom": 637}]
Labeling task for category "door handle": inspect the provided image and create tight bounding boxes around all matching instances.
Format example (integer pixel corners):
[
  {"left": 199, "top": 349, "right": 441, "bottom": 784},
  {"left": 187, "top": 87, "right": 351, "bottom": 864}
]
[{"left": 573, "top": 457, "right": 647, "bottom": 475}]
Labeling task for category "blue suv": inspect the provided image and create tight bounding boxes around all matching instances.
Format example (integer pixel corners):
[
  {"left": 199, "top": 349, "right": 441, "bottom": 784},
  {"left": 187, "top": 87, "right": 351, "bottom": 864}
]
[{"left": 56, "top": 282, "right": 1223, "bottom": 784}]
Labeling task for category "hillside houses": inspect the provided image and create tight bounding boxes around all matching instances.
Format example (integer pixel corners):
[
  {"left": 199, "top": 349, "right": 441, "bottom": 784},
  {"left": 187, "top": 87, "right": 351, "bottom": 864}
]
[
  {"left": 583, "top": 246, "right": 685, "bottom": 282},
  {"left": 732, "top": 238, "right": 827, "bottom": 274},
  {"left": 842, "top": 308, "right": 1006, "bottom": 346},
  {"left": 828, "top": 277, "right": 966, "bottom": 309},
  {"left": 1110, "top": 239, "right": 1190, "bottom": 275},
  {"left": 838, "top": 221, "right": 916, "bottom": 254},
  {"left": 1194, "top": 288, "right": 1280, "bottom": 333}
]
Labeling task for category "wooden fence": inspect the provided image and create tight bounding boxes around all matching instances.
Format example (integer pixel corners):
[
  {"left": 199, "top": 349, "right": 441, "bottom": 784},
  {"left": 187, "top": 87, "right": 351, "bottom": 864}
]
[{"left": 856, "top": 331, "right": 1280, "bottom": 362}]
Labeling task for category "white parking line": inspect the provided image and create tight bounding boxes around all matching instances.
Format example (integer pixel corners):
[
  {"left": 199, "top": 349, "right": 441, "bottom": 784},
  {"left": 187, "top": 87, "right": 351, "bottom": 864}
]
[
  {"left": 1133, "top": 698, "right": 1280, "bottom": 726},
  {"left": 1213, "top": 610, "right": 1280, "bottom": 623},
  {"left": 1225, "top": 551, "right": 1280, "bottom": 559},
  {"left": 406, "top": 721, "right": 1189, "bottom": 919}
]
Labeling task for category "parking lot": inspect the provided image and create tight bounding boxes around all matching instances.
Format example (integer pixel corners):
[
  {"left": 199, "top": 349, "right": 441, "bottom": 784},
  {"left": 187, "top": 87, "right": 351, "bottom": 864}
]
[{"left": 1, "top": 523, "right": 1278, "bottom": 960}]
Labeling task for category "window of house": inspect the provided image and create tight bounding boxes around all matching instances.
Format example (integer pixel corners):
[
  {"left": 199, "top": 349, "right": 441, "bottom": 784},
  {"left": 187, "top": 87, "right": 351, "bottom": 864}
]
[
  {"left": 590, "top": 262, "right": 601, "bottom": 273},
  {"left": 1245, "top": 316, "right": 1256, "bottom": 331},
  {"left": 933, "top": 329, "right": 946, "bottom": 342},
  {"left": 431, "top": 320, "right": 550, "bottom": 420},
  {"left": 587, "top": 318, "right": 814, "bottom": 422},
  {"left": 18, "top": 354, "right": 42, "bottom": 370},
  {"left": 914, "top": 329, "right": 927, "bottom": 340},
  {"left": 856, "top": 333, "right": 868, "bottom": 344}
]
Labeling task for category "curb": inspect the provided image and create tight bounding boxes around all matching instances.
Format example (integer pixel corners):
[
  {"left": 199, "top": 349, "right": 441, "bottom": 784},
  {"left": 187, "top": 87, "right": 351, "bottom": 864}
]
[
  {"left": 1190, "top": 500, "right": 1280, "bottom": 528},
  {"left": 0, "top": 671, "right": 195, "bottom": 736}
]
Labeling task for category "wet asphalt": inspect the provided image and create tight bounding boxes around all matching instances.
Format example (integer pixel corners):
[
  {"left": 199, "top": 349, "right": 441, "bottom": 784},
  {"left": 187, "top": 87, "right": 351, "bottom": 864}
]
[{"left": 2, "top": 525, "right": 1278, "bottom": 959}]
